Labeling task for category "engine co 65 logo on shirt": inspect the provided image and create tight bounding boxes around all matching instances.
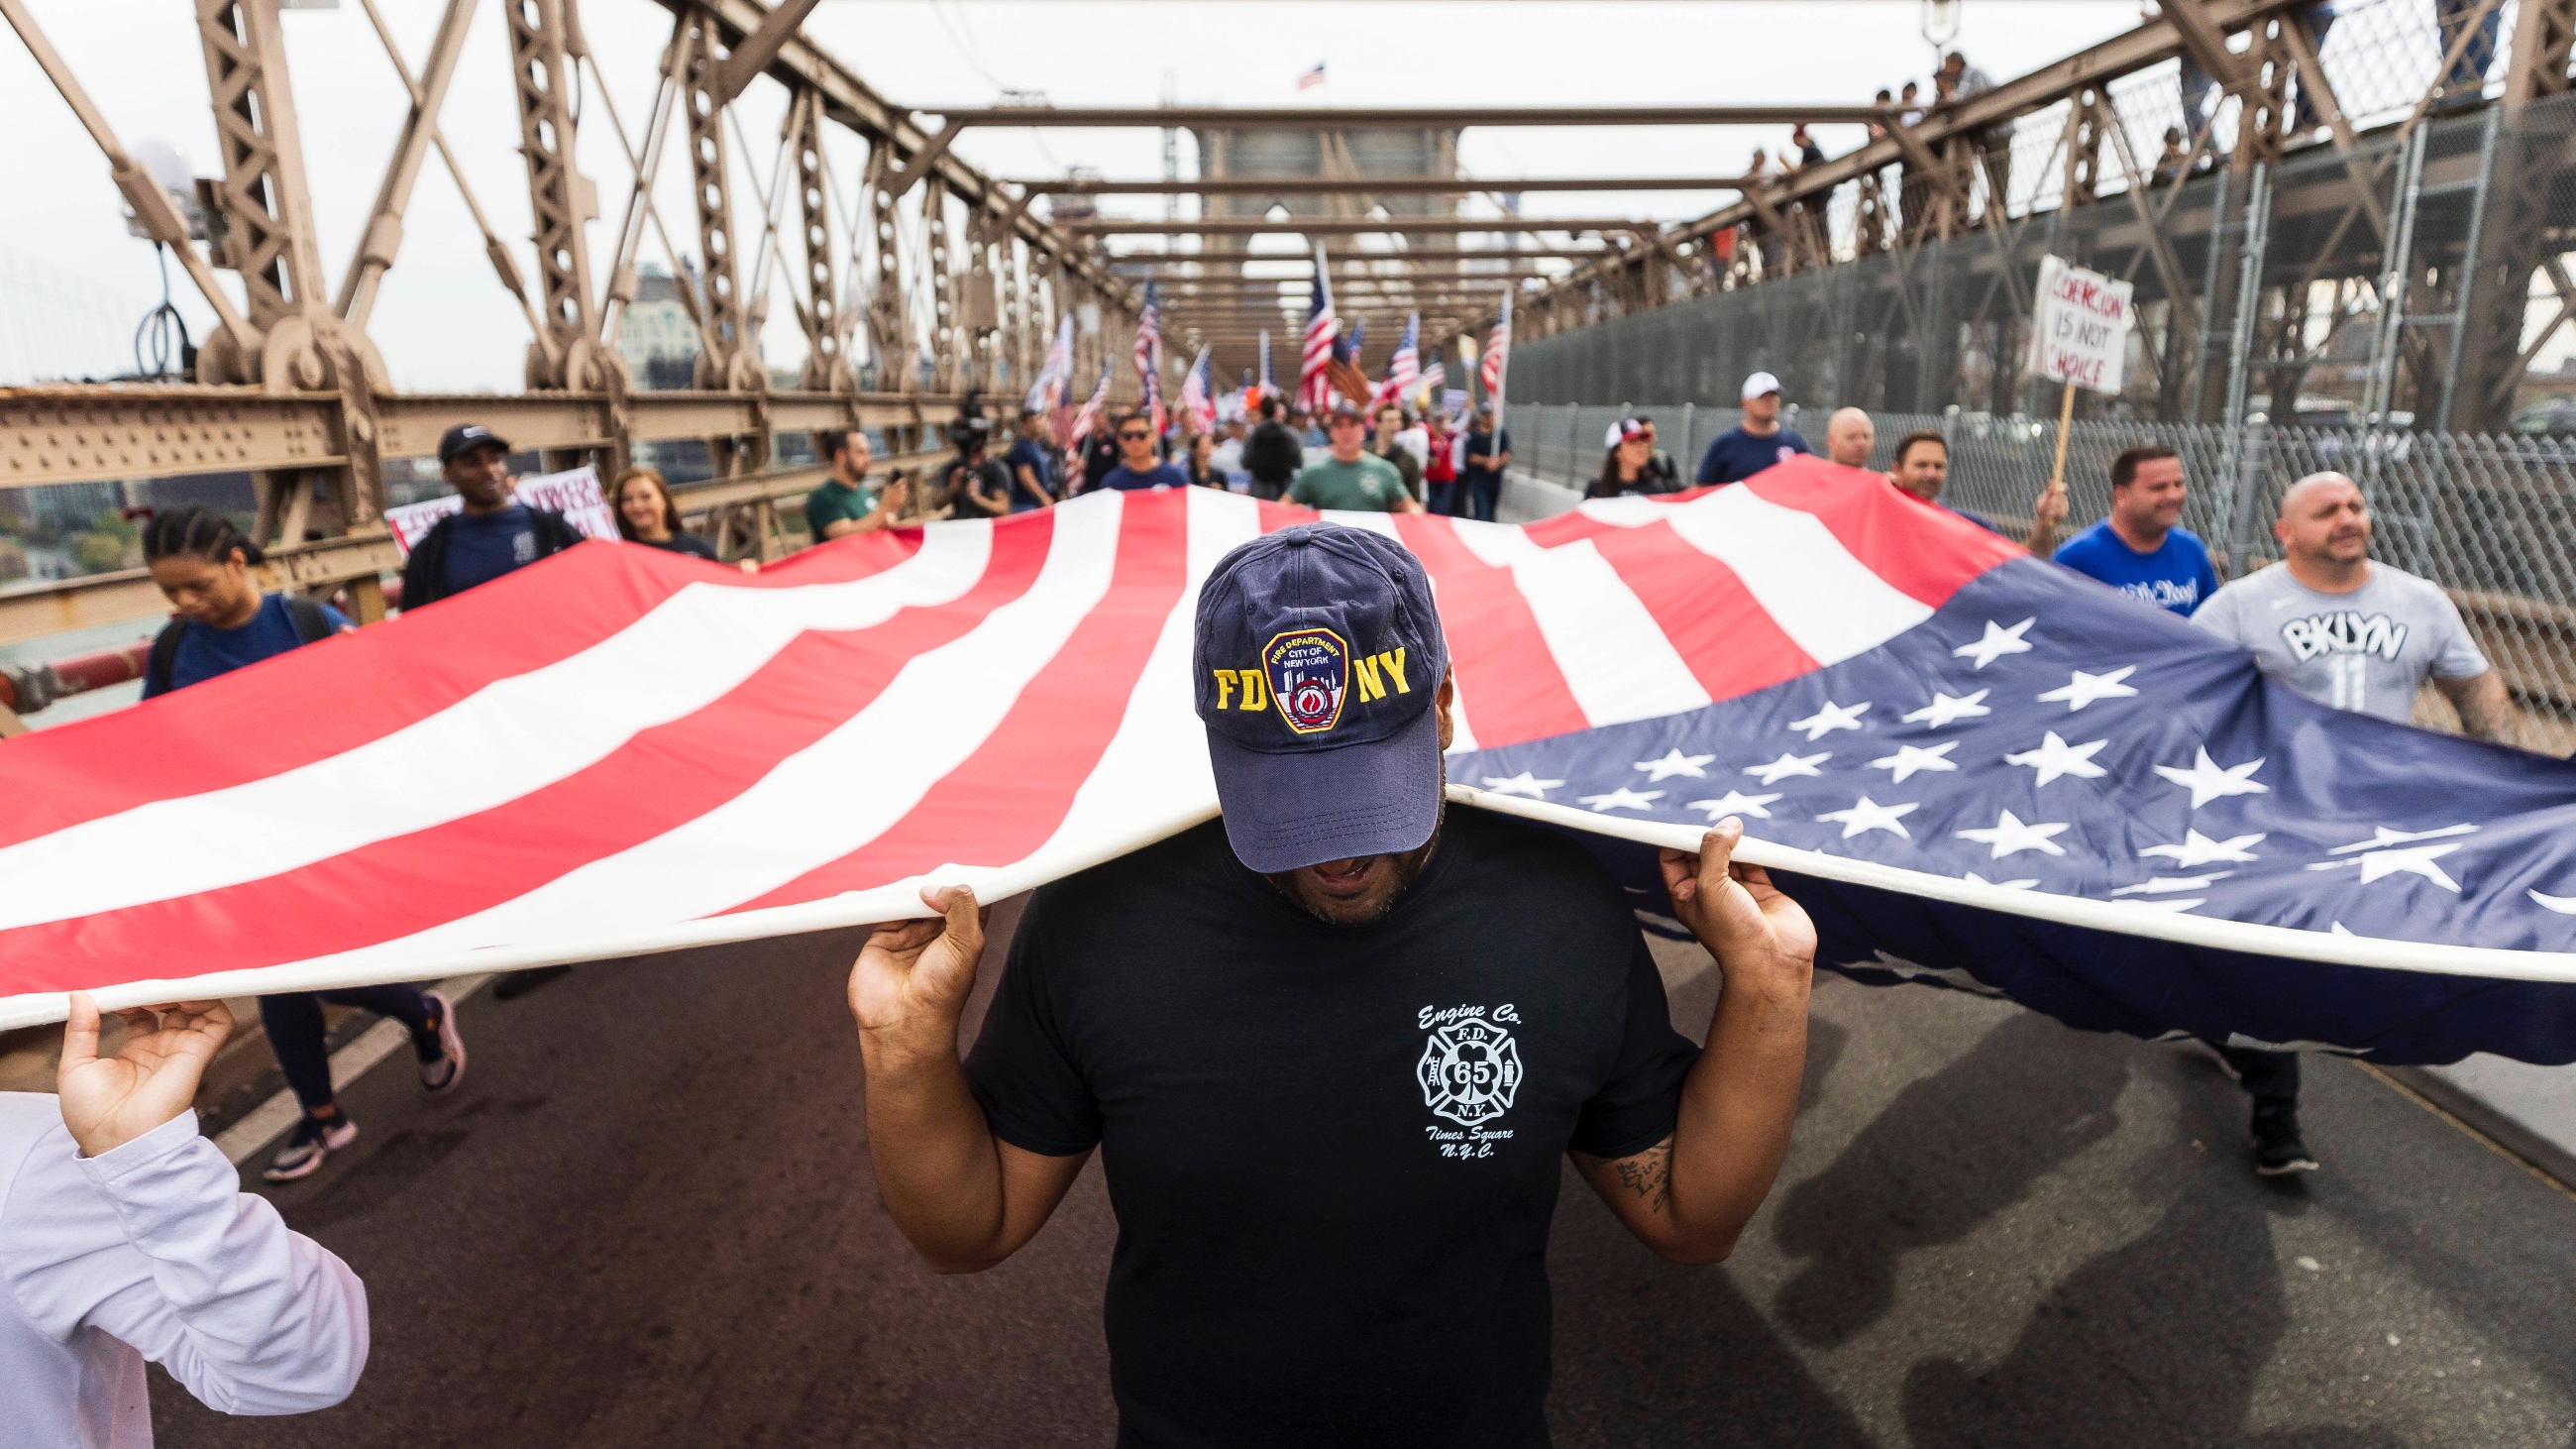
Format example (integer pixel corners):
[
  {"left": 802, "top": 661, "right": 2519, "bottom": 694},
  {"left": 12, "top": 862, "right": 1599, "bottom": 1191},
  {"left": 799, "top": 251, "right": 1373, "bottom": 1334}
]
[{"left": 1419, "top": 1003, "right": 1524, "bottom": 1157}]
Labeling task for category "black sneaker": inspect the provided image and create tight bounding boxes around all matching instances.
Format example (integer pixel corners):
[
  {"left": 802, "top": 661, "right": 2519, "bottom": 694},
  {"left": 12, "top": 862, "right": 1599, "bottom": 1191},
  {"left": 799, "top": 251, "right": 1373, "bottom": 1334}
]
[
  {"left": 264, "top": 1112, "right": 359, "bottom": 1183},
  {"left": 2251, "top": 1111, "right": 2320, "bottom": 1176},
  {"left": 416, "top": 990, "right": 468, "bottom": 1094}
]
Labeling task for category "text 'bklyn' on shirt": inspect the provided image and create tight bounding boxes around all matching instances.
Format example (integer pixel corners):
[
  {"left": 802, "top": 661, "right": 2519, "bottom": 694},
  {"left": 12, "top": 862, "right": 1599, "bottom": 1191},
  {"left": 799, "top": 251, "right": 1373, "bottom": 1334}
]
[{"left": 2192, "top": 559, "right": 2489, "bottom": 723}]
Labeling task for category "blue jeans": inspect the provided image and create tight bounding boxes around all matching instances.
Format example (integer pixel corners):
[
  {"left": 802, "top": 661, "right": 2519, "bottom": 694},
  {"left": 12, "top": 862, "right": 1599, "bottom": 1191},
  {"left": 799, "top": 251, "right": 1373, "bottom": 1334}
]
[
  {"left": 1465, "top": 475, "right": 1501, "bottom": 522},
  {"left": 261, "top": 987, "right": 436, "bottom": 1112},
  {"left": 1426, "top": 480, "right": 1459, "bottom": 515}
]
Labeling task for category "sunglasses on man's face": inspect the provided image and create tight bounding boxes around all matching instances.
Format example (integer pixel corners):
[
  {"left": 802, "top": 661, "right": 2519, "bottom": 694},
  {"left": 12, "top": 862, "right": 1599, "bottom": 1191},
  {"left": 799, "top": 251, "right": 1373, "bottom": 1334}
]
[{"left": 1119, "top": 429, "right": 1151, "bottom": 440}]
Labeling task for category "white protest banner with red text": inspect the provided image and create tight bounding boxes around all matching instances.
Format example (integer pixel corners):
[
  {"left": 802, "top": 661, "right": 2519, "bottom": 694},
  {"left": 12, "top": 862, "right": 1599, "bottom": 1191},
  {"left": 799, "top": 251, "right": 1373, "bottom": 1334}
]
[
  {"left": 385, "top": 465, "right": 622, "bottom": 556},
  {"left": 2025, "top": 256, "right": 2134, "bottom": 395}
]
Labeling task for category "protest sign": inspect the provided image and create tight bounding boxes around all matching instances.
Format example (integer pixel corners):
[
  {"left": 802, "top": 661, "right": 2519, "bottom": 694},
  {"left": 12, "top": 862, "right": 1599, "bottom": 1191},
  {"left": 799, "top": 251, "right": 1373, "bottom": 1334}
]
[
  {"left": 384, "top": 465, "right": 621, "bottom": 556},
  {"left": 2025, "top": 257, "right": 2138, "bottom": 501},
  {"left": 2026, "top": 255, "right": 2134, "bottom": 395}
]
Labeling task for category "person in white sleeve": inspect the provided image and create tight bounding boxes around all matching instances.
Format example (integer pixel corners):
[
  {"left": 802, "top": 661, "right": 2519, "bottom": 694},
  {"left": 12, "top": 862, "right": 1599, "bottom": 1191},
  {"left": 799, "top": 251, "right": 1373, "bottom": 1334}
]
[{"left": 2, "top": 993, "right": 370, "bottom": 1446}]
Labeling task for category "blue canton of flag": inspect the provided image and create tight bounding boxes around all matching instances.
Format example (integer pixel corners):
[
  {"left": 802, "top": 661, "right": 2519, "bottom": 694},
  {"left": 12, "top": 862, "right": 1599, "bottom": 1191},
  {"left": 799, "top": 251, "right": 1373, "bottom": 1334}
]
[{"left": 1451, "top": 477, "right": 2576, "bottom": 1065}]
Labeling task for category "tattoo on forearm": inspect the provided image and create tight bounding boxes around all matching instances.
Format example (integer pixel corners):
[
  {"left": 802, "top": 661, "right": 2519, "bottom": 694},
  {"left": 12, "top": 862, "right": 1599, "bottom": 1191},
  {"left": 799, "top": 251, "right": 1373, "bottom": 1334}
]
[{"left": 1612, "top": 1137, "right": 1674, "bottom": 1215}]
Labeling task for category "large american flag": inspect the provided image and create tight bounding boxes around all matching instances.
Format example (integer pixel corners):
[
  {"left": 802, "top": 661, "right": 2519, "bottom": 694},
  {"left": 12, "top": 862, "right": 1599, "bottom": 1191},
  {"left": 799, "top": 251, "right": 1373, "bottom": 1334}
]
[
  {"left": 1300, "top": 247, "right": 1338, "bottom": 413},
  {"left": 7, "top": 466, "right": 2576, "bottom": 1062}
]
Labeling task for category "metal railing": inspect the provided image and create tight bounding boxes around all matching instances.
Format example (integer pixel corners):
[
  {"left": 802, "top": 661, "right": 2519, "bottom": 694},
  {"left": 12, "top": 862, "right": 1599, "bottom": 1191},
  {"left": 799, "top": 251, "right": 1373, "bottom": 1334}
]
[{"left": 1508, "top": 399, "right": 2576, "bottom": 744}]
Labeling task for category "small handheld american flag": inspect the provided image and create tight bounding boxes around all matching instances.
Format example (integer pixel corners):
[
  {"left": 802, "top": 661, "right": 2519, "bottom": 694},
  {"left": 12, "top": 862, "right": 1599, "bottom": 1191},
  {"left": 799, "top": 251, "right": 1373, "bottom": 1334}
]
[{"left": 1300, "top": 246, "right": 1338, "bottom": 412}]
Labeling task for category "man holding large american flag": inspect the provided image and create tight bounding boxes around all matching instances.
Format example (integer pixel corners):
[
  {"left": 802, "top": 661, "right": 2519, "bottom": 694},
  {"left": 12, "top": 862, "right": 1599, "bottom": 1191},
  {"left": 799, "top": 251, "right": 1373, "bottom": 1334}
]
[{"left": 851, "top": 521, "right": 1814, "bottom": 1449}]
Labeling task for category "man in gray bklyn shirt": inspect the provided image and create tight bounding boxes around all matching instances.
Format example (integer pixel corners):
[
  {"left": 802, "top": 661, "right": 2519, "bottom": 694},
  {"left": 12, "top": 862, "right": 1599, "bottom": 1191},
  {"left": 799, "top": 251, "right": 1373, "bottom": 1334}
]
[{"left": 2188, "top": 471, "right": 2518, "bottom": 1177}]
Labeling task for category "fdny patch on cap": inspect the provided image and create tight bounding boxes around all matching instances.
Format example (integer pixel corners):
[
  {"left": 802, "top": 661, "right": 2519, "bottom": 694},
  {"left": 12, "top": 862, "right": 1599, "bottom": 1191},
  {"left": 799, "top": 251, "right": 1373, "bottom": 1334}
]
[{"left": 1264, "top": 627, "right": 1348, "bottom": 734}]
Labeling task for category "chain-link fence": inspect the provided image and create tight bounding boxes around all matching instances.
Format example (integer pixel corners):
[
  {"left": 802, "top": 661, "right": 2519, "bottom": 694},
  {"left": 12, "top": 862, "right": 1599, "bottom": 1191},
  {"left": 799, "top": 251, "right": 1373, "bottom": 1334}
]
[
  {"left": 1505, "top": 399, "right": 2576, "bottom": 746},
  {"left": 1510, "top": 0, "right": 2576, "bottom": 438}
]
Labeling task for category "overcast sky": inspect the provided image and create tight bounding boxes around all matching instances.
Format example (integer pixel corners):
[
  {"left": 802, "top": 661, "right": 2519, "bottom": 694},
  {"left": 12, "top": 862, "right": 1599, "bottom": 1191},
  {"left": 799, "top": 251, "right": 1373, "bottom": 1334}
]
[{"left": 3, "top": 0, "right": 2152, "bottom": 391}]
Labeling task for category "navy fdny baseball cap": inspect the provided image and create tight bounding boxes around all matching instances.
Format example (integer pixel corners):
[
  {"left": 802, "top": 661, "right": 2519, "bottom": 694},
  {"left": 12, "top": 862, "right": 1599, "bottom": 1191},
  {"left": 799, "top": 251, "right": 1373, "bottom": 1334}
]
[{"left": 1194, "top": 523, "right": 1450, "bottom": 873}]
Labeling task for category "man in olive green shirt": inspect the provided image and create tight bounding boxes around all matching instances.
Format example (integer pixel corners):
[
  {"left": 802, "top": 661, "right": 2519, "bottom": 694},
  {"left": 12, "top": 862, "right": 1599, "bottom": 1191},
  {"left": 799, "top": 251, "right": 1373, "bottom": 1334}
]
[
  {"left": 805, "top": 427, "right": 912, "bottom": 545},
  {"left": 1290, "top": 400, "right": 1423, "bottom": 513}
]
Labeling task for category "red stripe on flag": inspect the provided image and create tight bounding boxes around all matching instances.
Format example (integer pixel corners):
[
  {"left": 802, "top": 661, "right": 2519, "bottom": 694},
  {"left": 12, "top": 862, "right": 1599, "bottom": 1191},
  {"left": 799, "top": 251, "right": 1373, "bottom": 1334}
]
[
  {"left": 1582, "top": 523, "right": 1819, "bottom": 704},
  {"left": 0, "top": 531, "right": 926, "bottom": 852},
  {"left": 1741, "top": 458, "right": 2016, "bottom": 607},
  {"left": 1388, "top": 514, "right": 1589, "bottom": 749},
  {"left": 723, "top": 496, "right": 1191, "bottom": 912},
  {"left": 0, "top": 521, "right": 1042, "bottom": 995}
]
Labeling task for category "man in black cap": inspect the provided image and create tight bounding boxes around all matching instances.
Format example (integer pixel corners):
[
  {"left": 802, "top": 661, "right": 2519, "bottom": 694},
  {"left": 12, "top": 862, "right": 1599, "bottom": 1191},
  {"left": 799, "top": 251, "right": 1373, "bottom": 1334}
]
[
  {"left": 849, "top": 523, "right": 1816, "bottom": 1448},
  {"left": 398, "top": 424, "right": 587, "bottom": 610}
]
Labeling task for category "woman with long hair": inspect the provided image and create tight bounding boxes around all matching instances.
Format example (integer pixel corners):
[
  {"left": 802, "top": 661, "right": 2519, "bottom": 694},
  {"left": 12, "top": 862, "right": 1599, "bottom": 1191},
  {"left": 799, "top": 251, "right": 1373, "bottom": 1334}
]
[
  {"left": 612, "top": 467, "right": 719, "bottom": 559},
  {"left": 138, "top": 507, "right": 468, "bottom": 1182},
  {"left": 1587, "top": 417, "right": 1683, "bottom": 500},
  {"left": 1184, "top": 430, "right": 1228, "bottom": 489}
]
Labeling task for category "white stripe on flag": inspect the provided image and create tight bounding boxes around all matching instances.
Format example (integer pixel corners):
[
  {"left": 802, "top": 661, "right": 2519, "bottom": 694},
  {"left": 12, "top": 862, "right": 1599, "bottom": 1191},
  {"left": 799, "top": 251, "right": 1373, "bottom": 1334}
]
[
  {"left": 0, "top": 526, "right": 1000, "bottom": 934},
  {"left": 1018, "top": 488, "right": 1261, "bottom": 865},
  {"left": 1501, "top": 538, "right": 1711, "bottom": 726},
  {"left": 1445, "top": 517, "right": 1544, "bottom": 570},
  {"left": 274, "top": 495, "right": 1130, "bottom": 967},
  {"left": 1658, "top": 488, "right": 1932, "bottom": 665}
]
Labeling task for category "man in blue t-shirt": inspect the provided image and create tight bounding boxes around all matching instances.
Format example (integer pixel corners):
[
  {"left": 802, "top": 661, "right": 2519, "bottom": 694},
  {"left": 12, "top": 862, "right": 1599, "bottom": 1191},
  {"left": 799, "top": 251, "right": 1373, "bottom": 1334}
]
[
  {"left": 1459, "top": 404, "right": 1511, "bottom": 521},
  {"left": 397, "top": 423, "right": 586, "bottom": 609},
  {"left": 1006, "top": 408, "right": 1057, "bottom": 511},
  {"left": 1097, "top": 411, "right": 1192, "bottom": 491},
  {"left": 2052, "top": 444, "right": 2219, "bottom": 616},
  {"left": 1694, "top": 372, "right": 1812, "bottom": 486}
]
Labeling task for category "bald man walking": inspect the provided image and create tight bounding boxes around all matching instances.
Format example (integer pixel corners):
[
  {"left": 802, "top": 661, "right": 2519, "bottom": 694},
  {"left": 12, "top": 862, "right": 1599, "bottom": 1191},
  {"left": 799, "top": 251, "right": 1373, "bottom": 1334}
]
[
  {"left": 1823, "top": 407, "right": 1876, "bottom": 468},
  {"left": 2189, "top": 471, "right": 2515, "bottom": 1175}
]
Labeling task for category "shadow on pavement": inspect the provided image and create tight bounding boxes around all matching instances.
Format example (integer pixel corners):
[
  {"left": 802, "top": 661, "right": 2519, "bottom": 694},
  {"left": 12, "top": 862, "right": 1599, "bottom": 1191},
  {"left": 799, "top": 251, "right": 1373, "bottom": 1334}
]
[
  {"left": 1899, "top": 1157, "right": 2390, "bottom": 1449},
  {"left": 1549, "top": 1174, "right": 1877, "bottom": 1449},
  {"left": 1771, "top": 1011, "right": 2130, "bottom": 1348}
]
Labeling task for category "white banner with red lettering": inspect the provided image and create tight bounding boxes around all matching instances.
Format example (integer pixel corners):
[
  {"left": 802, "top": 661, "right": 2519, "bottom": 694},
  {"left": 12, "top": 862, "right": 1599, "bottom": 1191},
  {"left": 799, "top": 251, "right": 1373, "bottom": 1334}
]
[
  {"left": 385, "top": 466, "right": 621, "bottom": 556},
  {"left": 2025, "top": 255, "right": 2134, "bottom": 395}
]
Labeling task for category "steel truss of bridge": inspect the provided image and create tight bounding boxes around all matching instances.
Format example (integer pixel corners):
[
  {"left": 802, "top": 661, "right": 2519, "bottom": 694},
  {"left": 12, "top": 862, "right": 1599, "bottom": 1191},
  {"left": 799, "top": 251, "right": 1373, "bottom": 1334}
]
[{"left": 6, "top": 0, "right": 2576, "bottom": 688}]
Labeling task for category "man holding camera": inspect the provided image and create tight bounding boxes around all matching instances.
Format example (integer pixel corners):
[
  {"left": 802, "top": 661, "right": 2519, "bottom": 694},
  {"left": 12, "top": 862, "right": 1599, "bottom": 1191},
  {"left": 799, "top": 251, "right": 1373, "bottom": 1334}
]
[{"left": 937, "top": 415, "right": 1018, "bottom": 519}]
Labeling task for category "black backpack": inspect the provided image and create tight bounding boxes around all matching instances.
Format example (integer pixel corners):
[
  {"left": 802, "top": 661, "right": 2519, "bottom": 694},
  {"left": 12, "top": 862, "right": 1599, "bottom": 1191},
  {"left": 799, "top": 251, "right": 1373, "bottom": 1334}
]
[{"left": 147, "top": 597, "right": 334, "bottom": 696}]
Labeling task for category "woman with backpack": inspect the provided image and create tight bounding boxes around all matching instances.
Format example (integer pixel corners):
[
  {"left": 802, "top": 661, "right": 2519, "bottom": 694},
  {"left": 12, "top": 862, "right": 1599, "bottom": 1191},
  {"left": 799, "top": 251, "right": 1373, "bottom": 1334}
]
[{"left": 139, "top": 507, "right": 468, "bottom": 1182}]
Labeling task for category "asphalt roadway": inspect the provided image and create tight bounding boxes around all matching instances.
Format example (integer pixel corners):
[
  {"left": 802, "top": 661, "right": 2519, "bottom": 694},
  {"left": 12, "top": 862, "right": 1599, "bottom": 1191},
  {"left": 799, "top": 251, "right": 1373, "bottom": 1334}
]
[{"left": 153, "top": 897, "right": 2576, "bottom": 1448}]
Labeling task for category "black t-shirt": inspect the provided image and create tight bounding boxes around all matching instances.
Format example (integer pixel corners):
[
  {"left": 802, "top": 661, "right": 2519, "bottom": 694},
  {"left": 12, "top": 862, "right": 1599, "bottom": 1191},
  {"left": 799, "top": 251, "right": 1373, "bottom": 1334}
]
[
  {"left": 942, "top": 456, "right": 1014, "bottom": 515},
  {"left": 965, "top": 808, "right": 1699, "bottom": 1449},
  {"left": 1242, "top": 419, "right": 1306, "bottom": 485},
  {"left": 1082, "top": 433, "right": 1124, "bottom": 493}
]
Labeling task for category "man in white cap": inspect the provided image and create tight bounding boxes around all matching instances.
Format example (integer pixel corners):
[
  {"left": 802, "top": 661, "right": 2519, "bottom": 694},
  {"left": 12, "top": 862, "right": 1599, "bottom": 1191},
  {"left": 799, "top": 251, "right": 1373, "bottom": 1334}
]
[{"left": 1694, "top": 371, "right": 1812, "bottom": 486}]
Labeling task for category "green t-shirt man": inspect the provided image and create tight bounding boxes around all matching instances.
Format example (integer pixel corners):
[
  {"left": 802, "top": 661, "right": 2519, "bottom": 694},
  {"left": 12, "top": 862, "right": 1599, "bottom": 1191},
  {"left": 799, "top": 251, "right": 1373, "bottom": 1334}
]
[
  {"left": 1289, "top": 453, "right": 1410, "bottom": 512},
  {"left": 804, "top": 477, "right": 880, "bottom": 539}
]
